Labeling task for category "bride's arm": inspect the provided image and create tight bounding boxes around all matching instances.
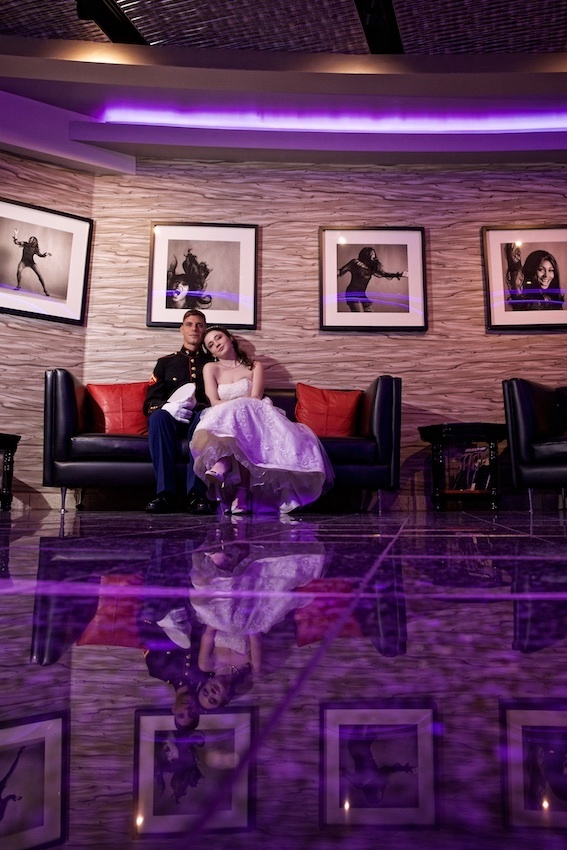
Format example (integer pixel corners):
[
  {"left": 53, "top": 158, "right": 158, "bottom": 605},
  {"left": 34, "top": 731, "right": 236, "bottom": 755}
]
[
  {"left": 203, "top": 362, "right": 224, "bottom": 406},
  {"left": 198, "top": 625, "right": 217, "bottom": 671},
  {"left": 250, "top": 361, "right": 264, "bottom": 399}
]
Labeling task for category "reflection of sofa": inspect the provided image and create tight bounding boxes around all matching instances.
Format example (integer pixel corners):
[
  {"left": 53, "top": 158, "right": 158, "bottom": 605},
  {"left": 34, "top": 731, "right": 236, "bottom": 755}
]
[
  {"left": 29, "top": 537, "right": 152, "bottom": 666},
  {"left": 502, "top": 377, "right": 567, "bottom": 510},
  {"left": 43, "top": 368, "right": 402, "bottom": 511}
]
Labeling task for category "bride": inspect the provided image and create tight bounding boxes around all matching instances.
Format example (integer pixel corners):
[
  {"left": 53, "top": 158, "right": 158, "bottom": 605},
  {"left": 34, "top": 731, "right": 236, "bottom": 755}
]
[{"left": 190, "top": 326, "right": 333, "bottom": 514}]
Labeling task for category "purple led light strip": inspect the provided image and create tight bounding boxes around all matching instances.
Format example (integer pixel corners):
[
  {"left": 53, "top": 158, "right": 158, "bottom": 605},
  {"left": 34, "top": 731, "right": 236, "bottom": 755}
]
[{"left": 102, "top": 106, "right": 567, "bottom": 134}]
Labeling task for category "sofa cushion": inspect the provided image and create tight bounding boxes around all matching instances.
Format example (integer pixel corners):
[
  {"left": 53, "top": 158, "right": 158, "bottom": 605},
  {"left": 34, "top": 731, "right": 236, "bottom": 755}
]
[
  {"left": 69, "top": 433, "right": 152, "bottom": 461},
  {"left": 532, "top": 438, "right": 567, "bottom": 462},
  {"left": 295, "top": 383, "right": 362, "bottom": 437},
  {"left": 320, "top": 436, "right": 377, "bottom": 464},
  {"left": 87, "top": 382, "right": 148, "bottom": 435}
]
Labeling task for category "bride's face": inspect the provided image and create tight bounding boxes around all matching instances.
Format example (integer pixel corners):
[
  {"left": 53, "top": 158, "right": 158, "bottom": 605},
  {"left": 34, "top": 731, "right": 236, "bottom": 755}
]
[{"left": 204, "top": 329, "right": 233, "bottom": 359}]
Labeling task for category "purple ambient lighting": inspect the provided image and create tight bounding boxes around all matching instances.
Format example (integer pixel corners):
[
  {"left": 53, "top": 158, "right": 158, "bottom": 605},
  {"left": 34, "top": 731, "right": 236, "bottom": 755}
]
[{"left": 102, "top": 106, "right": 567, "bottom": 135}]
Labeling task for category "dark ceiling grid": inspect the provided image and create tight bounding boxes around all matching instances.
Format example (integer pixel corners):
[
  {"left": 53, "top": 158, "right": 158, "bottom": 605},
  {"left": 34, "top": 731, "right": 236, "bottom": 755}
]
[
  {"left": 392, "top": 0, "right": 567, "bottom": 53},
  {"left": 0, "top": 0, "right": 566, "bottom": 53}
]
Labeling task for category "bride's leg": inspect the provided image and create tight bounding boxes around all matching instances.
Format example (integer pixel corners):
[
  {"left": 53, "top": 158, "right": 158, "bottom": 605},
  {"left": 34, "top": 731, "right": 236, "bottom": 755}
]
[
  {"left": 231, "top": 464, "right": 251, "bottom": 514},
  {"left": 205, "top": 456, "right": 232, "bottom": 484}
]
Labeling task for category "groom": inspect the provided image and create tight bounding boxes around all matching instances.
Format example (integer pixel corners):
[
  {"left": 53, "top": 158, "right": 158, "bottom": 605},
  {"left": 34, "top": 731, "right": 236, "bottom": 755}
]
[{"left": 144, "top": 309, "right": 214, "bottom": 514}]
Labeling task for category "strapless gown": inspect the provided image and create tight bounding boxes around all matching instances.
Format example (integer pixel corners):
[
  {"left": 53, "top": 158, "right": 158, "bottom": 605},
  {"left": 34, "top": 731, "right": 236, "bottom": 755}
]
[{"left": 190, "top": 378, "right": 333, "bottom": 512}]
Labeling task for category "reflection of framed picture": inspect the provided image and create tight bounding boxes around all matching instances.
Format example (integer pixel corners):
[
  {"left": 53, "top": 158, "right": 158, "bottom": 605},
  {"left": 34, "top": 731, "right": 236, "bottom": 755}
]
[
  {"left": 147, "top": 222, "right": 258, "bottom": 329},
  {"left": 500, "top": 700, "right": 567, "bottom": 828},
  {"left": 319, "top": 226, "right": 427, "bottom": 332},
  {"left": 482, "top": 225, "right": 567, "bottom": 331},
  {"left": 320, "top": 701, "right": 437, "bottom": 828},
  {"left": 0, "top": 712, "right": 69, "bottom": 850},
  {"left": 134, "top": 707, "right": 256, "bottom": 836},
  {"left": 0, "top": 198, "right": 92, "bottom": 325}
]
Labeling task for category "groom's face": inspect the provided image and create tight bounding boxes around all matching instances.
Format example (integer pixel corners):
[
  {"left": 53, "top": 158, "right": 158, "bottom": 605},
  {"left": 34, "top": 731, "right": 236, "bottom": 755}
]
[{"left": 180, "top": 314, "right": 206, "bottom": 351}]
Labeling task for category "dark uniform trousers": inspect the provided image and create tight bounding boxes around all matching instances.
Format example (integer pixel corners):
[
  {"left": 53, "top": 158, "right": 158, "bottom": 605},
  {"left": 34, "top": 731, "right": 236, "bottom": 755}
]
[
  {"left": 144, "top": 346, "right": 212, "bottom": 499},
  {"left": 148, "top": 408, "right": 205, "bottom": 497}
]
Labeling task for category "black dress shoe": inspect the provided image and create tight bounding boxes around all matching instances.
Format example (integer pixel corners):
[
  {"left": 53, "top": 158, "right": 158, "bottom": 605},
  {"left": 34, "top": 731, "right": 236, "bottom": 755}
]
[
  {"left": 145, "top": 494, "right": 178, "bottom": 514},
  {"left": 185, "top": 494, "right": 216, "bottom": 515}
]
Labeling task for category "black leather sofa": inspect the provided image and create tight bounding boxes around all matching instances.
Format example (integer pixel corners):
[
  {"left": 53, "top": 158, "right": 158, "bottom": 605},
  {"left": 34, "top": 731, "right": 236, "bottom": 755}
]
[
  {"left": 502, "top": 377, "right": 567, "bottom": 510},
  {"left": 43, "top": 368, "right": 402, "bottom": 511}
]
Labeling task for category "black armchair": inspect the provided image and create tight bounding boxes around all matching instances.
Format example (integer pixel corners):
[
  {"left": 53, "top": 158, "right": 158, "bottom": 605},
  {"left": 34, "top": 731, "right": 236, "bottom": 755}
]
[{"left": 502, "top": 377, "right": 567, "bottom": 510}]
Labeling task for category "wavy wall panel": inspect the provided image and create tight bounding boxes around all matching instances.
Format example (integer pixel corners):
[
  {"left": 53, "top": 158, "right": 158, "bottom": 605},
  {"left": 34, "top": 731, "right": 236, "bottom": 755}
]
[{"left": 1, "top": 152, "right": 566, "bottom": 508}]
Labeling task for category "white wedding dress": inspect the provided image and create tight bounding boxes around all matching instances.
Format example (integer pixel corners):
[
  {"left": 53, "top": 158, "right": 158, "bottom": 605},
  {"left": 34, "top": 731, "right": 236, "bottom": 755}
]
[
  {"left": 190, "top": 377, "right": 333, "bottom": 512},
  {"left": 190, "top": 546, "right": 327, "bottom": 653}
]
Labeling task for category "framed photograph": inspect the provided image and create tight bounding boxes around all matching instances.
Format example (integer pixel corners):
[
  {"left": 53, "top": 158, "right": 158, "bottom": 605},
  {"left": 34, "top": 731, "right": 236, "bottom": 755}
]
[
  {"left": 482, "top": 225, "right": 567, "bottom": 331},
  {"left": 319, "top": 226, "right": 427, "bottom": 332},
  {"left": 500, "top": 700, "right": 567, "bottom": 829},
  {"left": 320, "top": 701, "right": 437, "bottom": 828},
  {"left": 0, "top": 198, "right": 92, "bottom": 325},
  {"left": 0, "top": 712, "right": 69, "bottom": 850},
  {"left": 134, "top": 707, "right": 256, "bottom": 836},
  {"left": 147, "top": 222, "right": 258, "bottom": 329}
]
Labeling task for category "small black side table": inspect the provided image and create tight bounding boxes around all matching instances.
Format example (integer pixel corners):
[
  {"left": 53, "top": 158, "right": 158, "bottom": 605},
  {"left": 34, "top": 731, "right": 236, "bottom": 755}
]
[
  {"left": 0, "top": 433, "right": 21, "bottom": 511},
  {"left": 419, "top": 422, "right": 508, "bottom": 511}
]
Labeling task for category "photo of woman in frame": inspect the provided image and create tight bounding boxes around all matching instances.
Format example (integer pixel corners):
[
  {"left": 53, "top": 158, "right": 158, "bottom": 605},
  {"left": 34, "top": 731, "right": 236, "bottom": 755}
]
[{"left": 336, "top": 243, "right": 409, "bottom": 314}]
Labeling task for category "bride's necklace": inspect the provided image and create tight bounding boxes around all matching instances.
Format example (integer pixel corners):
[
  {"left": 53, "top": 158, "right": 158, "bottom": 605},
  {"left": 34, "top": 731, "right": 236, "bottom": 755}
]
[{"left": 218, "top": 358, "right": 242, "bottom": 369}]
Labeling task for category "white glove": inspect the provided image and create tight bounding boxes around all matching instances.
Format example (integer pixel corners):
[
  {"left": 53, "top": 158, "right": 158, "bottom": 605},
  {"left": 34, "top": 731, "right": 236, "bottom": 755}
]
[
  {"left": 162, "top": 382, "right": 197, "bottom": 422},
  {"left": 162, "top": 384, "right": 197, "bottom": 423},
  {"left": 162, "top": 398, "right": 195, "bottom": 423}
]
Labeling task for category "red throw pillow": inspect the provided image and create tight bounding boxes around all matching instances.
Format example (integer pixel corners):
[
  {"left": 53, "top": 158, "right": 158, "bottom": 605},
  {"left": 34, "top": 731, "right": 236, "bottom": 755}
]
[
  {"left": 76, "top": 574, "right": 144, "bottom": 648},
  {"left": 295, "top": 383, "right": 362, "bottom": 437},
  {"left": 294, "top": 578, "right": 362, "bottom": 646},
  {"left": 87, "top": 382, "right": 148, "bottom": 435}
]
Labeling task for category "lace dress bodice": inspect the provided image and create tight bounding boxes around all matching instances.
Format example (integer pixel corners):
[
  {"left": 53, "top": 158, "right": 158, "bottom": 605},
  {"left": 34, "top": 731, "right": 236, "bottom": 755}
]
[{"left": 217, "top": 378, "right": 252, "bottom": 401}]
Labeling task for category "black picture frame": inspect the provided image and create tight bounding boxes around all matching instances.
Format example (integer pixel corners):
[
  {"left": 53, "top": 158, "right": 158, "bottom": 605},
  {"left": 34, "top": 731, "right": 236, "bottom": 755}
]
[
  {"left": 134, "top": 707, "right": 256, "bottom": 836},
  {"left": 0, "top": 197, "right": 92, "bottom": 325},
  {"left": 319, "top": 226, "right": 427, "bottom": 332},
  {"left": 320, "top": 700, "right": 437, "bottom": 828},
  {"left": 147, "top": 222, "right": 258, "bottom": 329},
  {"left": 482, "top": 225, "right": 567, "bottom": 331},
  {"left": 0, "top": 712, "right": 69, "bottom": 850},
  {"left": 500, "top": 699, "right": 567, "bottom": 829}
]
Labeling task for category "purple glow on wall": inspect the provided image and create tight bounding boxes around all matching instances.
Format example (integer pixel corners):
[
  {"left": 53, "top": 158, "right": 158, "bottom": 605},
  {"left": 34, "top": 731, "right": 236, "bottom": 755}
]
[{"left": 101, "top": 106, "right": 567, "bottom": 135}]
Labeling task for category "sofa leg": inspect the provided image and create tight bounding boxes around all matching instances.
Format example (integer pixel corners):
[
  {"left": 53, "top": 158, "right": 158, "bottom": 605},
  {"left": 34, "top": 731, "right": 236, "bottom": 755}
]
[
  {"left": 60, "top": 487, "right": 67, "bottom": 514},
  {"left": 377, "top": 490, "right": 383, "bottom": 516}
]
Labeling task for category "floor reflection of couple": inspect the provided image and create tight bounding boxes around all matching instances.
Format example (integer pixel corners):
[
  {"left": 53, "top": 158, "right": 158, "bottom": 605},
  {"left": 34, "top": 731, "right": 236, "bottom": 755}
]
[
  {"left": 142, "top": 524, "right": 327, "bottom": 712},
  {"left": 190, "top": 528, "right": 327, "bottom": 710},
  {"left": 147, "top": 525, "right": 327, "bottom": 804}
]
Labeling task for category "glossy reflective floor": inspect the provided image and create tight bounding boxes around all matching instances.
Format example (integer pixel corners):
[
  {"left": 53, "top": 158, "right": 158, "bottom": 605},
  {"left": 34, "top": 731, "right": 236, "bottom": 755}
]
[{"left": 2, "top": 507, "right": 567, "bottom": 849}]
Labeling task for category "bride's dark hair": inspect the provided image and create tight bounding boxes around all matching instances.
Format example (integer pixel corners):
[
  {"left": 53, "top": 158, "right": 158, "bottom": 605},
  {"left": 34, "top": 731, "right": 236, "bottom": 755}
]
[{"left": 202, "top": 325, "right": 254, "bottom": 369}]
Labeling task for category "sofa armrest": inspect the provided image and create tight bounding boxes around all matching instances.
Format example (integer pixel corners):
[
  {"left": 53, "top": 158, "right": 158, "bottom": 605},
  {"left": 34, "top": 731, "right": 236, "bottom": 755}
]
[
  {"left": 361, "top": 375, "right": 402, "bottom": 491},
  {"left": 43, "top": 368, "right": 87, "bottom": 483},
  {"left": 503, "top": 378, "right": 563, "bottom": 467}
]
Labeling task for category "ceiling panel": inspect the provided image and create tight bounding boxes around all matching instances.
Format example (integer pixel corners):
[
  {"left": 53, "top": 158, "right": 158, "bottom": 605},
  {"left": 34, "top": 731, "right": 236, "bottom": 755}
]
[{"left": 0, "top": 0, "right": 566, "bottom": 54}]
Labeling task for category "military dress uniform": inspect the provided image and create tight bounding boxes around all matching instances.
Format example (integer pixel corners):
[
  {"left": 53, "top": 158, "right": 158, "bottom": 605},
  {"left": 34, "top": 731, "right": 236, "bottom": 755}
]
[{"left": 144, "top": 346, "right": 213, "bottom": 511}]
